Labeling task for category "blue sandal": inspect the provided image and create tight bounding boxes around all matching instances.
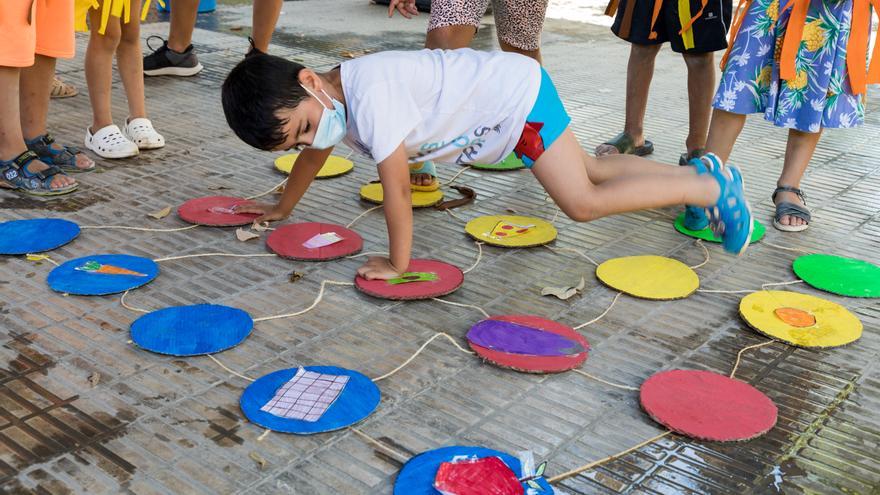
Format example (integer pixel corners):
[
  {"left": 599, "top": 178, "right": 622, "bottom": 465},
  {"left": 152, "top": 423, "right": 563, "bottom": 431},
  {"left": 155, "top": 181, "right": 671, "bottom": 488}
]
[
  {"left": 0, "top": 151, "right": 78, "bottom": 196},
  {"left": 26, "top": 133, "right": 95, "bottom": 173},
  {"left": 681, "top": 153, "right": 715, "bottom": 231},
  {"left": 701, "top": 153, "right": 753, "bottom": 255}
]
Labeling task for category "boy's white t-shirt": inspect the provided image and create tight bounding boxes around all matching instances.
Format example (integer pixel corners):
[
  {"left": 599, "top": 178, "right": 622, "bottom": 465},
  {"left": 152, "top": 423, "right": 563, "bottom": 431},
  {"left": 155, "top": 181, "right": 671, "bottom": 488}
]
[{"left": 339, "top": 48, "right": 542, "bottom": 165}]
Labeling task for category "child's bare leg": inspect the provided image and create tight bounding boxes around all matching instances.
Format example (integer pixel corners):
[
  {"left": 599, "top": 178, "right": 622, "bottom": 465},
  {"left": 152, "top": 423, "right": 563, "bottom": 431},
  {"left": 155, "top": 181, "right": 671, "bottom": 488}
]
[
  {"left": 118, "top": 1, "right": 147, "bottom": 120},
  {"left": 86, "top": 7, "right": 122, "bottom": 130},
  {"left": 682, "top": 52, "right": 714, "bottom": 154},
  {"left": 532, "top": 128, "right": 719, "bottom": 221},
  {"left": 705, "top": 109, "right": 746, "bottom": 162},
  {"left": 252, "top": 0, "right": 283, "bottom": 53},
  {"left": 776, "top": 129, "right": 820, "bottom": 228}
]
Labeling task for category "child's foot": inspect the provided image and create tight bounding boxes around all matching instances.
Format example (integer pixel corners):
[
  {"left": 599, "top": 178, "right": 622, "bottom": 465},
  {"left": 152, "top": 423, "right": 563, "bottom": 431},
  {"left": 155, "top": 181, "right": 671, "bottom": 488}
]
[
  {"left": 85, "top": 125, "right": 139, "bottom": 159},
  {"left": 26, "top": 133, "right": 95, "bottom": 173},
  {"left": 702, "top": 153, "right": 753, "bottom": 255},
  {"left": 123, "top": 118, "right": 165, "bottom": 150},
  {"left": 681, "top": 154, "right": 712, "bottom": 231},
  {"left": 409, "top": 161, "right": 440, "bottom": 191},
  {"left": 595, "top": 132, "right": 654, "bottom": 157},
  {"left": 143, "top": 36, "right": 203, "bottom": 77},
  {"left": 772, "top": 186, "right": 810, "bottom": 232},
  {"left": 0, "top": 151, "right": 78, "bottom": 196}
]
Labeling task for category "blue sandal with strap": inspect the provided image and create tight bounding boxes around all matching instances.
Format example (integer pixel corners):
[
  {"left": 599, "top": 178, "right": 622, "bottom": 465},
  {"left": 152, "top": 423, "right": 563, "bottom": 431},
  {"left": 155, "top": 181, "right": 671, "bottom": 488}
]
[
  {"left": 26, "top": 133, "right": 95, "bottom": 173},
  {"left": 700, "top": 153, "right": 753, "bottom": 255},
  {"left": 409, "top": 160, "right": 440, "bottom": 191},
  {"left": 772, "top": 186, "right": 810, "bottom": 232},
  {"left": 0, "top": 151, "right": 78, "bottom": 196}
]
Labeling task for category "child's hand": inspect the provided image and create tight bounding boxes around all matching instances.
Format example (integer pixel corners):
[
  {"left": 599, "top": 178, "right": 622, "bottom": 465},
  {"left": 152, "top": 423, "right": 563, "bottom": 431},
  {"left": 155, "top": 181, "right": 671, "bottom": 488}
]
[
  {"left": 387, "top": 0, "right": 418, "bottom": 18},
  {"left": 233, "top": 202, "right": 290, "bottom": 223},
  {"left": 357, "top": 257, "right": 404, "bottom": 280}
]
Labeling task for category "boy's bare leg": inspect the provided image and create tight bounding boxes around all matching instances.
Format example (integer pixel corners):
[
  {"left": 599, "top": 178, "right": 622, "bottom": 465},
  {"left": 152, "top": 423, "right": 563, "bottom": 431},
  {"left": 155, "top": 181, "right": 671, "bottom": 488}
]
[
  {"left": 251, "top": 0, "right": 283, "bottom": 53},
  {"left": 167, "top": 0, "right": 199, "bottom": 52},
  {"left": 86, "top": 7, "right": 122, "bottom": 131},
  {"left": 20, "top": 55, "right": 94, "bottom": 170},
  {"left": 775, "top": 129, "right": 820, "bottom": 228},
  {"left": 0, "top": 66, "right": 75, "bottom": 189},
  {"left": 596, "top": 43, "right": 661, "bottom": 156},
  {"left": 119, "top": 0, "right": 147, "bottom": 120},
  {"left": 532, "top": 128, "right": 719, "bottom": 221},
  {"left": 704, "top": 109, "right": 746, "bottom": 162},
  {"left": 683, "top": 52, "right": 714, "bottom": 153}
]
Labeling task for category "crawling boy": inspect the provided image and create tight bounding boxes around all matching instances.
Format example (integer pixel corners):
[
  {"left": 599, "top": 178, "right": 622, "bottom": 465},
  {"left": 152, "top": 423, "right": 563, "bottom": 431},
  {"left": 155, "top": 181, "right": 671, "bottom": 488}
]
[{"left": 222, "top": 49, "right": 752, "bottom": 280}]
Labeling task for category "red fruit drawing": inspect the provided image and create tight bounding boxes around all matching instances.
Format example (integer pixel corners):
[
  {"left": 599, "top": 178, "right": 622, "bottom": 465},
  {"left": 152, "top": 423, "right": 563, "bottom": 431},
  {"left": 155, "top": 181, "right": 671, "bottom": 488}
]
[{"left": 434, "top": 456, "right": 524, "bottom": 495}]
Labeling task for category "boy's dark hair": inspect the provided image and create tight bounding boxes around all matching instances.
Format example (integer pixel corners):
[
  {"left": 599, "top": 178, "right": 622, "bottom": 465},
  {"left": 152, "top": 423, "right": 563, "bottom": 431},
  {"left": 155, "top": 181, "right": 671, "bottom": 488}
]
[{"left": 222, "top": 54, "right": 309, "bottom": 150}]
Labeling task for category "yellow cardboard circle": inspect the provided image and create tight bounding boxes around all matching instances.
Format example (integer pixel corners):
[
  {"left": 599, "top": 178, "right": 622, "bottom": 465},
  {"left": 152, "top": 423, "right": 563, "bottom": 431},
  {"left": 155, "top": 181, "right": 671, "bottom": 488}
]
[
  {"left": 274, "top": 154, "right": 354, "bottom": 178},
  {"left": 359, "top": 183, "right": 444, "bottom": 208},
  {"left": 464, "top": 215, "right": 557, "bottom": 248},
  {"left": 739, "top": 291, "right": 862, "bottom": 348},
  {"left": 596, "top": 256, "right": 699, "bottom": 300}
]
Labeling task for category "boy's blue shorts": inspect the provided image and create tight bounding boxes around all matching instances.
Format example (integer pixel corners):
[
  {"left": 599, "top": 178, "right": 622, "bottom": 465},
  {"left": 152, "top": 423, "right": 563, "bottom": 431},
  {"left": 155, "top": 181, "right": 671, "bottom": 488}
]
[{"left": 514, "top": 68, "right": 571, "bottom": 168}]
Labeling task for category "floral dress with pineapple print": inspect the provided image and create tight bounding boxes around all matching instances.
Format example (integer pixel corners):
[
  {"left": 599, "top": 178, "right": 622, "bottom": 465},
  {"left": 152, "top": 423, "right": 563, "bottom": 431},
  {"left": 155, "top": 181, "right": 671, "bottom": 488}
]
[{"left": 713, "top": 0, "right": 866, "bottom": 132}]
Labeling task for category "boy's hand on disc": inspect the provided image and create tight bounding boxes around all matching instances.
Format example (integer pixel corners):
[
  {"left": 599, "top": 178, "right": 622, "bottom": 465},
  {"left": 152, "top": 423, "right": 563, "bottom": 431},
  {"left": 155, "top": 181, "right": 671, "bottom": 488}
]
[
  {"left": 233, "top": 202, "right": 290, "bottom": 223},
  {"left": 388, "top": 0, "right": 418, "bottom": 18},
  {"left": 357, "top": 257, "right": 403, "bottom": 280}
]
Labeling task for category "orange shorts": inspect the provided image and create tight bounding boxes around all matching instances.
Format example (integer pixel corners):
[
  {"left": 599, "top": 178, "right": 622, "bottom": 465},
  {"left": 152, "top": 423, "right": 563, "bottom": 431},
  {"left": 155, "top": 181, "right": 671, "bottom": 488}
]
[{"left": 0, "top": 0, "right": 75, "bottom": 67}]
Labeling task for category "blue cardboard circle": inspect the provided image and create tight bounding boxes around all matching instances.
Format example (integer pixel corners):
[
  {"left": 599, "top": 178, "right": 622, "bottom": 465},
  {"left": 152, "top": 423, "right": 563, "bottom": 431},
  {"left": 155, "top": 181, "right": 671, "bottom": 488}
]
[
  {"left": 131, "top": 304, "right": 253, "bottom": 356},
  {"left": 395, "top": 446, "right": 554, "bottom": 494},
  {"left": 47, "top": 254, "right": 159, "bottom": 295},
  {"left": 240, "top": 366, "right": 380, "bottom": 434},
  {"left": 0, "top": 218, "right": 80, "bottom": 255}
]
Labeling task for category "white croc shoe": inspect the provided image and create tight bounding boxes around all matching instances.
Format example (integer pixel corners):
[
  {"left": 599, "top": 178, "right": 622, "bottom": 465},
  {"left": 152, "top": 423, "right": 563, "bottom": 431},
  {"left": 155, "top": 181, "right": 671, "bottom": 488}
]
[
  {"left": 123, "top": 117, "right": 165, "bottom": 150},
  {"left": 85, "top": 124, "right": 139, "bottom": 159}
]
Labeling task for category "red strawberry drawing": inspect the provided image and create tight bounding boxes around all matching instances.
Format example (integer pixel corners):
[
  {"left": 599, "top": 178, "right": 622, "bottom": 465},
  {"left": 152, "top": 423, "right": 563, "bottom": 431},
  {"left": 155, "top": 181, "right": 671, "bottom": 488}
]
[
  {"left": 434, "top": 457, "right": 524, "bottom": 495},
  {"left": 514, "top": 122, "right": 545, "bottom": 162}
]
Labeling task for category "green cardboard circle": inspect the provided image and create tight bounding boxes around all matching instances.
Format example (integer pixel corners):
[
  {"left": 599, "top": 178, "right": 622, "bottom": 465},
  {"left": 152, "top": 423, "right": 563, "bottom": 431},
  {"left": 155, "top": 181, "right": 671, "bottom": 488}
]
[
  {"left": 471, "top": 153, "right": 526, "bottom": 171},
  {"left": 673, "top": 213, "right": 765, "bottom": 244},
  {"left": 793, "top": 254, "right": 880, "bottom": 298}
]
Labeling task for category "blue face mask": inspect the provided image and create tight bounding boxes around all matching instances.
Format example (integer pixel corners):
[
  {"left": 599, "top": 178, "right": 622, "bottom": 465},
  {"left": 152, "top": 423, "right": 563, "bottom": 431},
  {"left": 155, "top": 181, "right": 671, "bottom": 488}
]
[{"left": 300, "top": 85, "right": 346, "bottom": 150}]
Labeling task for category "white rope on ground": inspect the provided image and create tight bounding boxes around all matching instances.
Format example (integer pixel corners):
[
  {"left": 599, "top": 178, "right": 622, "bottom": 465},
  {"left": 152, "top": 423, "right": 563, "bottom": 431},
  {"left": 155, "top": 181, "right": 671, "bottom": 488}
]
[
  {"left": 763, "top": 242, "right": 812, "bottom": 255},
  {"left": 444, "top": 208, "right": 467, "bottom": 223},
  {"left": 206, "top": 354, "right": 255, "bottom": 382},
  {"left": 551, "top": 207, "right": 561, "bottom": 224},
  {"left": 546, "top": 431, "right": 672, "bottom": 483},
  {"left": 430, "top": 298, "right": 491, "bottom": 319},
  {"left": 442, "top": 166, "right": 472, "bottom": 186},
  {"left": 344, "top": 149, "right": 355, "bottom": 160},
  {"left": 350, "top": 427, "right": 411, "bottom": 463},
  {"left": 761, "top": 280, "right": 804, "bottom": 290},
  {"left": 689, "top": 240, "right": 710, "bottom": 269},
  {"left": 544, "top": 245, "right": 601, "bottom": 267},
  {"left": 245, "top": 177, "right": 288, "bottom": 201},
  {"left": 253, "top": 280, "right": 355, "bottom": 322},
  {"left": 154, "top": 253, "right": 277, "bottom": 262},
  {"left": 372, "top": 332, "right": 475, "bottom": 382},
  {"left": 462, "top": 242, "right": 483, "bottom": 274},
  {"left": 729, "top": 340, "right": 776, "bottom": 378},
  {"left": 257, "top": 429, "right": 271, "bottom": 442},
  {"left": 120, "top": 290, "right": 150, "bottom": 314},
  {"left": 573, "top": 292, "right": 622, "bottom": 330},
  {"left": 346, "top": 205, "right": 383, "bottom": 229},
  {"left": 345, "top": 251, "right": 390, "bottom": 259},
  {"left": 572, "top": 369, "right": 639, "bottom": 391},
  {"left": 81, "top": 224, "right": 200, "bottom": 233}
]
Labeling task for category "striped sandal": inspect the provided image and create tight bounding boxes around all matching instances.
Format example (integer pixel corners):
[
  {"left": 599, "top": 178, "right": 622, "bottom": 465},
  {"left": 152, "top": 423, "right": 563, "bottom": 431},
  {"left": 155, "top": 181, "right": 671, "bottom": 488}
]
[{"left": 50, "top": 76, "right": 78, "bottom": 99}]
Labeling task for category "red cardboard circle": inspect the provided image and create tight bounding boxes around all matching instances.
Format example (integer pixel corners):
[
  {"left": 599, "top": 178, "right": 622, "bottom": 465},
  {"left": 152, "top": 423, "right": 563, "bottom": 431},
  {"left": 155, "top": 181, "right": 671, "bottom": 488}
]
[
  {"left": 467, "top": 315, "right": 589, "bottom": 373},
  {"left": 177, "top": 196, "right": 260, "bottom": 226},
  {"left": 266, "top": 222, "right": 363, "bottom": 261},
  {"left": 640, "top": 370, "right": 777, "bottom": 441},
  {"left": 354, "top": 259, "right": 464, "bottom": 300}
]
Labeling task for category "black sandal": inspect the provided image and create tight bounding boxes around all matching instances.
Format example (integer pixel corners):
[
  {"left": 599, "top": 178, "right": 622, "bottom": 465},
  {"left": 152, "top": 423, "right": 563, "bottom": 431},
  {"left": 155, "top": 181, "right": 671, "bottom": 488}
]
[
  {"left": 772, "top": 186, "right": 810, "bottom": 232},
  {"left": 595, "top": 132, "right": 654, "bottom": 157}
]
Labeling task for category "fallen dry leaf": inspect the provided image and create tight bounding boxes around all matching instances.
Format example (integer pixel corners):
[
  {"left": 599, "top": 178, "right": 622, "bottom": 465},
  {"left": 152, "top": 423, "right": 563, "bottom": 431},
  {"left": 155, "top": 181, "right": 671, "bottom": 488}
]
[
  {"left": 541, "top": 277, "right": 586, "bottom": 300},
  {"left": 251, "top": 222, "right": 271, "bottom": 232},
  {"left": 235, "top": 228, "right": 260, "bottom": 242},
  {"left": 88, "top": 372, "right": 101, "bottom": 387},
  {"left": 148, "top": 206, "right": 171, "bottom": 220},
  {"left": 208, "top": 185, "right": 231, "bottom": 191},
  {"left": 230, "top": 26, "right": 243, "bottom": 31},
  {"left": 288, "top": 271, "right": 304, "bottom": 283},
  {"left": 249, "top": 451, "right": 267, "bottom": 470}
]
